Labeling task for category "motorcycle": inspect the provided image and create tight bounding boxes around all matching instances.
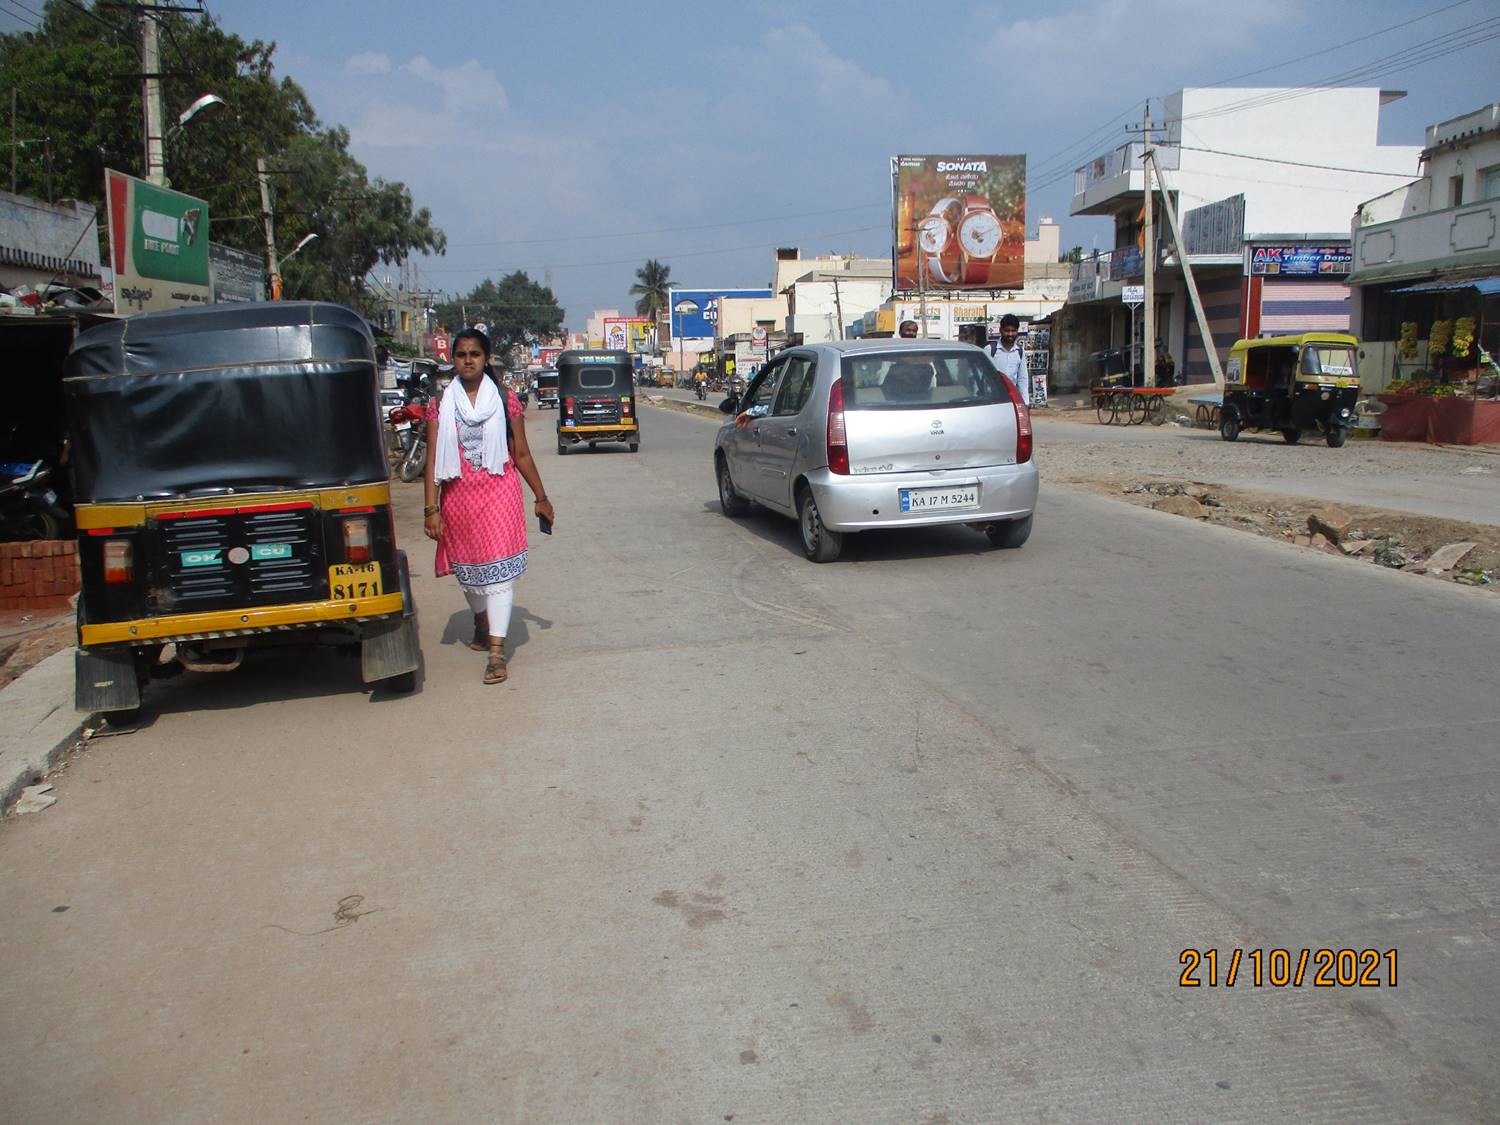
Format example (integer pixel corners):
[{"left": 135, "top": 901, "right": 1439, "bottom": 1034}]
[
  {"left": 389, "top": 401, "right": 429, "bottom": 483},
  {"left": 0, "top": 460, "right": 72, "bottom": 541},
  {"left": 694, "top": 382, "right": 707, "bottom": 401}
]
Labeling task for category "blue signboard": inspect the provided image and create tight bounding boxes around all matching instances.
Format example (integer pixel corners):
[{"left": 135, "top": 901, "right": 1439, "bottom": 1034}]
[
  {"left": 668, "top": 287, "right": 773, "bottom": 341},
  {"left": 1250, "top": 245, "right": 1351, "bottom": 276}
]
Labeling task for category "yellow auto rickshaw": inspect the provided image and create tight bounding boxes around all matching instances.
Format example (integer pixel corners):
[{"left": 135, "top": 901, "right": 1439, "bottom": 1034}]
[
  {"left": 1220, "top": 332, "right": 1361, "bottom": 447},
  {"left": 64, "top": 302, "right": 420, "bottom": 715}
]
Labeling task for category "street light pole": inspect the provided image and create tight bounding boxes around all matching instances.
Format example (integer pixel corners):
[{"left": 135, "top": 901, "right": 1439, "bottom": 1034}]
[
  {"left": 141, "top": 13, "right": 167, "bottom": 186},
  {"left": 257, "top": 155, "right": 281, "bottom": 299}
]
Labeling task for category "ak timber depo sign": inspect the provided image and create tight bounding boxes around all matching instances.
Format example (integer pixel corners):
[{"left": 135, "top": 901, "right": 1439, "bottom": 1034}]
[{"left": 105, "top": 169, "right": 212, "bottom": 313}]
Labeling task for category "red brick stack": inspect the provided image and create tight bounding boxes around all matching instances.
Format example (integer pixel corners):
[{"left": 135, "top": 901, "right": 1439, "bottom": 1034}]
[{"left": 0, "top": 541, "right": 81, "bottom": 611}]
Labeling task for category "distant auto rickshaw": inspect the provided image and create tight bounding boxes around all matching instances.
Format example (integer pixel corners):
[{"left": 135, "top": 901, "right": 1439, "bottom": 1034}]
[
  {"left": 1219, "top": 332, "right": 1360, "bottom": 447},
  {"left": 555, "top": 349, "right": 639, "bottom": 454},
  {"left": 533, "top": 369, "right": 560, "bottom": 409},
  {"left": 64, "top": 302, "right": 420, "bottom": 716}
]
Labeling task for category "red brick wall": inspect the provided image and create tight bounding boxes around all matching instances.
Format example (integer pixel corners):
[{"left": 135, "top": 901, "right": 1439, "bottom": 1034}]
[{"left": 0, "top": 540, "right": 81, "bottom": 611}]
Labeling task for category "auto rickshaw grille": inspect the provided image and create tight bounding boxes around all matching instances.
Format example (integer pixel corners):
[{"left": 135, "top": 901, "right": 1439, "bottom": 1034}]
[
  {"left": 576, "top": 397, "right": 622, "bottom": 424},
  {"left": 156, "top": 508, "right": 322, "bottom": 610}
]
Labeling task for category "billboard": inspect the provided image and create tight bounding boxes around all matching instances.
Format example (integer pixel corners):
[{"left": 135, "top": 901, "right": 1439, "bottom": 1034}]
[
  {"left": 209, "top": 242, "right": 266, "bottom": 303},
  {"left": 104, "top": 168, "right": 211, "bottom": 313},
  {"left": 894, "top": 155, "right": 1025, "bottom": 291},
  {"left": 667, "top": 288, "right": 773, "bottom": 341},
  {"left": 1250, "top": 245, "right": 1351, "bottom": 276},
  {"left": 603, "top": 316, "right": 655, "bottom": 353}
]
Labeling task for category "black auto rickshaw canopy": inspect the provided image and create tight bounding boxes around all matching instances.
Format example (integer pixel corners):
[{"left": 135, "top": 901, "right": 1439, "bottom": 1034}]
[
  {"left": 555, "top": 349, "right": 633, "bottom": 395},
  {"left": 63, "top": 301, "right": 386, "bottom": 503}
]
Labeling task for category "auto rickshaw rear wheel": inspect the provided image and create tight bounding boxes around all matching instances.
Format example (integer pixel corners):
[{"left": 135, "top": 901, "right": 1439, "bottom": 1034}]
[
  {"left": 629, "top": 441, "right": 639, "bottom": 453},
  {"left": 1326, "top": 426, "right": 1348, "bottom": 448},
  {"left": 556, "top": 439, "right": 567, "bottom": 455},
  {"left": 1281, "top": 428, "right": 1301, "bottom": 444}
]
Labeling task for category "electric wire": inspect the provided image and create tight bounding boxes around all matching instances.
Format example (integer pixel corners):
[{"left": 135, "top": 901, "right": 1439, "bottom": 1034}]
[{"left": 0, "top": 0, "right": 41, "bottom": 31}]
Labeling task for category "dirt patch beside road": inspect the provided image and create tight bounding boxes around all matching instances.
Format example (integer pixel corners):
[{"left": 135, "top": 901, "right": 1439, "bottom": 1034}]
[{"left": 1059, "top": 477, "right": 1500, "bottom": 589}]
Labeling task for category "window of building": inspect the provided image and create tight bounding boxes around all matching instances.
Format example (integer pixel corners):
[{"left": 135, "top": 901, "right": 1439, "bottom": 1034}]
[
  {"left": 1482, "top": 165, "right": 1500, "bottom": 201},
  {"left": 1449, "top": 175, "right": 1464, "bottom": 208}
]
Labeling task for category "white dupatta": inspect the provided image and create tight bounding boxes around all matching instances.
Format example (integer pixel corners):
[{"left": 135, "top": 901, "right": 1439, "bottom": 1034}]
[{"left": 432, "top": 376, "right": 508, "bottom": 481}]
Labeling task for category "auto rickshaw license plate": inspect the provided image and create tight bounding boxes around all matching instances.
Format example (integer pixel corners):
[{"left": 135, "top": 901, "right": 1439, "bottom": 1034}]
[{"left": 329, "top": 563, "right": 382, "bottom": 600}]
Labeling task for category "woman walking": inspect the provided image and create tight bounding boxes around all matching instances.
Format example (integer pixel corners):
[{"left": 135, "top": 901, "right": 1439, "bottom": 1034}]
[{"left": 423, "top": 329, "right": 555, "bottom": 684}]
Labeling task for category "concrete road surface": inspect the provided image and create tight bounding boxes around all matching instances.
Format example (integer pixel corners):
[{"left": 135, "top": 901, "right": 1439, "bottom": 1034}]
[{"left": 1, "top": 402, "right": 1497, "bottom": 1122}]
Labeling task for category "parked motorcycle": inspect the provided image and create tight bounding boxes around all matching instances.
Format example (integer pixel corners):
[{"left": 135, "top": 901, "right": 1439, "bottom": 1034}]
[
  {"left": 393, "top": 402, "right": 429, "bottom": 483},
  {"left": 0, "top": 460, "right": 72, "bottom": 541}
]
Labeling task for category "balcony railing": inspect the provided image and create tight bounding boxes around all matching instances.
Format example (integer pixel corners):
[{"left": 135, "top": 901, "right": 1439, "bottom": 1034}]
[
  {"left": 1352, "top": 197, "right": 1500, "bottom": 280},
  {"left": 1073, "top": 142, "right": 1181, "bottom": 197}
]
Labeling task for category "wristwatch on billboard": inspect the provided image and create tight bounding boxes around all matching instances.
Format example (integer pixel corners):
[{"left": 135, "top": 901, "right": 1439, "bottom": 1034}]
[
  {"left": 918, "top": 197, "right": 962, "bottom": 285},
  {"left": 957, "top": 194, "right": 1002, "bottom": 286}
]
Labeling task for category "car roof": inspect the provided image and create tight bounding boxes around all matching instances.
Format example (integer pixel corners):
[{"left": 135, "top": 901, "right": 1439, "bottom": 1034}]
[{"left": 799, "top": 339, "right": 980, "bottom": 358}]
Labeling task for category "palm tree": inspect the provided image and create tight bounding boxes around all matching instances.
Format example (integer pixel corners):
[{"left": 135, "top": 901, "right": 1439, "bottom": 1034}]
[{"left": 630, "top": 259, "right": 672, "bottom": 319}]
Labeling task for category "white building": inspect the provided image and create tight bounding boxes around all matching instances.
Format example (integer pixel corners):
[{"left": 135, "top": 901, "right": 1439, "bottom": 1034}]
[
  {"left": 1348, "top": 102, "right": 1500, "bottom": 390},
  {"left": 1058, "top": 87, "right": 1420, "bottom": 388},
  {"left": 0, "top": 189, "right": 101, "bottom": 294}
]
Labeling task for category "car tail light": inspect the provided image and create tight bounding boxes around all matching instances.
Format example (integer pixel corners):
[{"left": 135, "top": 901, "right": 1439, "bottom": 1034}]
[
  {"left": 343, "top": 517, "right": 371, "bottom": 564},
  {"left": 103, "top": 539, "right": 134, "bottom": 585},
  {"left": 827, "top": 378, "right": 849, "bottom": 475},
  {"left": 1001, "top": 374, "right": 1033, "bottom": 464}
]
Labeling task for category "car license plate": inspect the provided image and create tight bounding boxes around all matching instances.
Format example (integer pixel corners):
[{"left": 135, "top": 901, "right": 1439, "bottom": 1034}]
[
  {"left": 900, "top": 485, "right": 979, "bottom": 512},
  {"left": 328, "top": 562, "right": 382, "bottom": 600}
]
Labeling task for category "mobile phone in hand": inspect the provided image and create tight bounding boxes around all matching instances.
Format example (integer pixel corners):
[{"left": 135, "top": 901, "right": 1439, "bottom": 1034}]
[{"left": 538, "top": 514, "right": 553, "bottom": 535}]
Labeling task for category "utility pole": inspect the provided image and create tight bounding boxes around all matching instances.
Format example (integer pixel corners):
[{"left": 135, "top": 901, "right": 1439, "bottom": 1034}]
[
  {"left": 1139, "top": 102, "right": 1156, "bottom": 388},
  {"left": 918, "top": 251, "right": 929, "bottom": 339},
  {"left": 256, "top": 155, "right": 281, "bottom": 300},
  {"left": 10, "top": 89, "right": 16, "bottom": 194},
  {"left": 141, "top": 11, "right": 166, "bottom": 185},
  {"left": 1147, "top": 149, "right": 1224, "bottom": 383},
  {"left": 832, "top": 274, "right": 845, "bottom": 341}
]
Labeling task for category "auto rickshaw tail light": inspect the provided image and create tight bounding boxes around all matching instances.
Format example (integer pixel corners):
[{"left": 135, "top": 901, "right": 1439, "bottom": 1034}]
[
  {"left": 343, "top": 517, "right": 371, "bottom": 564},
  {"left": 622, "top": 397, "right": 632, "bottom": 416},
  {"left": 103, "top": 539, "right": 134, "bottom": 585},
  {"left": 564, "top": 396, "right": 575, "bottom": 416},
  {"left": 1001, "top": 373, "right": 1033, "bottom": 464},
  {"left": 827, "top": 378, "right": 849, "bottom": 475}
]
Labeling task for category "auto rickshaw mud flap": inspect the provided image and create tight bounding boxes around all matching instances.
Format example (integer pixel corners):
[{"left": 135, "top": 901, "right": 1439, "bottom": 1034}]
[
  {"left": 360, "top": 550, "right": 419, "bottom": 683},
  {"left": 74, "top": 647, "right": 141, "bottom": 714}
]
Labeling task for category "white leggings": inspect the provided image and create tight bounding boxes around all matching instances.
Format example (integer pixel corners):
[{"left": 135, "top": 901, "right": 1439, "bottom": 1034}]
[{"left": 463, "top": 581, "right": 515, "bottom": 640}]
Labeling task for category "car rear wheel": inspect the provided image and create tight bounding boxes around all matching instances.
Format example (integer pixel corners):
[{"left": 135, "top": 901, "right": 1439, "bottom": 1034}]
[
  {"left": 986, "top": 514, "right": 1033, "bottom": 549},
  {"left": 797, "top": 486, "right": 842, "bottom": 562},
  {"left": 717, "top": 457, "right": 750, "bottom": 517}
]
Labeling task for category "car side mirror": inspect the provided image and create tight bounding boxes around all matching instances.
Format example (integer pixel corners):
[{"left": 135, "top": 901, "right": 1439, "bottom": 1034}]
[{"left": 719, "top": 395, "right": 738, "bottom": 414}]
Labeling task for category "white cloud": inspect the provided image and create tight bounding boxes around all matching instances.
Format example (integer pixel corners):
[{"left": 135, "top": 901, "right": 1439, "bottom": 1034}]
[
  {"left": 759, "top": 23, "right": 898, "bottom": 111},
  {"left": 400, "top": 55, "right": 509, "bottom": 114},
  {"left": 343, "top": 51, "right": 391, "bottom": 77}
]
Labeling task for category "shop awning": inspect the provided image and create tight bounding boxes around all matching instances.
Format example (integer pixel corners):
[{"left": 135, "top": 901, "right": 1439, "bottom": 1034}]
[{"left": 1390, "top": 277, "right": 1500, "bottom": 295}]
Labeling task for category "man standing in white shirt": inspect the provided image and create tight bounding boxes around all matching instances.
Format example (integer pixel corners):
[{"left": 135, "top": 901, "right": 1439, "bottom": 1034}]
[{"left": 990, "top": 313, "right": 1029, "bottom": 404}]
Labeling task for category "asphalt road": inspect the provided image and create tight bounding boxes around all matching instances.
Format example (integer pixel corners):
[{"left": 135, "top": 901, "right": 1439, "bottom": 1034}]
[{"left": 1, "top": 402, "right": 1497, "bottom": 1122}]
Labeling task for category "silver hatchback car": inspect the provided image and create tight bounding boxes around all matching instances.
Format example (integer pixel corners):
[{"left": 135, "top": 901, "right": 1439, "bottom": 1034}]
[{"left": 713, "top": 340, "right": 1038, "bottom": 561}]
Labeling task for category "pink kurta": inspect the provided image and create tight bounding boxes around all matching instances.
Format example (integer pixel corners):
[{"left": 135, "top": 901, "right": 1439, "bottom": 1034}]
[{"left": 434, "top": 388, "right": 528, "bottom": 592}]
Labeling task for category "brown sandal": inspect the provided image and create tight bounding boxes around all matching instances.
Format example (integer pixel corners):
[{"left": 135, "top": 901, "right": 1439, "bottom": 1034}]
[
  {"left": 483, "top": 652, "right": 508, "bottom": 685},
  {"left": 469, "top": 614, "right": 488, "bottom": 652}
]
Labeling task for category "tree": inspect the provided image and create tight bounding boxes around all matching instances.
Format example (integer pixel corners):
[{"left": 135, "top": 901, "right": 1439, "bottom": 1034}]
[
  {"left": 434, "top": 273, "right": 564, "bottom": 365},
  {"left": 1062, "top": 245, "right": 1085, "bottom": 263},
  {"left": 630, "top": 259, "right": 671, "bottom": 319},
  {"left": 0, "top": 0, "right": 443, "bottom": 306}
]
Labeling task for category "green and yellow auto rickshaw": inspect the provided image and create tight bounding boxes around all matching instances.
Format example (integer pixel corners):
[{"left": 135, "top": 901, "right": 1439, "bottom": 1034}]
[
  {"left": 554, "top": 349, "right": 639, "bottom": 454},
  {"left": 64, "top": 301, "right": 420, "bottom": 715},
  {"left": 1219, "top": 332, "right": 1361, "bottom": 447}
]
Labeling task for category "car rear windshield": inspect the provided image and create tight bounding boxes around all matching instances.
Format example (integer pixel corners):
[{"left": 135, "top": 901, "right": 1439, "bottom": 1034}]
[{"left": 840, "top": 351, "right": 1007, "bottom": 410}]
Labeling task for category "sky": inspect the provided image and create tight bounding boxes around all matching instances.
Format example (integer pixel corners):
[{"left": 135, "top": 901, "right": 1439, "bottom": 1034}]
[{"left": 3, "top": 0, "right": 1497, "bottom": 330}]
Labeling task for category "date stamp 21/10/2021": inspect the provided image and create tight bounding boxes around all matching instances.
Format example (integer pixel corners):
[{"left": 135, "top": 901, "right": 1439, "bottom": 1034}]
[{"left": 1179, "top": 948, "right": 1397, "bottom": 988}]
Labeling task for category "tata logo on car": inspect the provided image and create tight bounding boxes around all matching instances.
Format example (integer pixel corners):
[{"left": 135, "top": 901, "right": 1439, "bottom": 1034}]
[{"left": 930, "top": 419, "right": 945, "bottom": 435}]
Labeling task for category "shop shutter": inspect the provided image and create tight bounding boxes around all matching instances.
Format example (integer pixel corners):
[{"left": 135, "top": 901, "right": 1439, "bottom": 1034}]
[
  {"left": 1259, "top": 279, "right": 1350, "bottom": 332},
  {"left": 1183, "top": 270, "right": 1243, "bottom": 379}
]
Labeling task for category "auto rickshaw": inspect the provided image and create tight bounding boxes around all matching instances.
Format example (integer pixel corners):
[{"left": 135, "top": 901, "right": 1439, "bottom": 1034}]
[
  {"left": 555, "top": 349, "right": 639, "bottom": 454},
  {"left": 1219, "top": 332, "right": 1360, "bottom": 447},
  {"left": 64, "top": 302, "right": 420, "bottom": 716}
]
